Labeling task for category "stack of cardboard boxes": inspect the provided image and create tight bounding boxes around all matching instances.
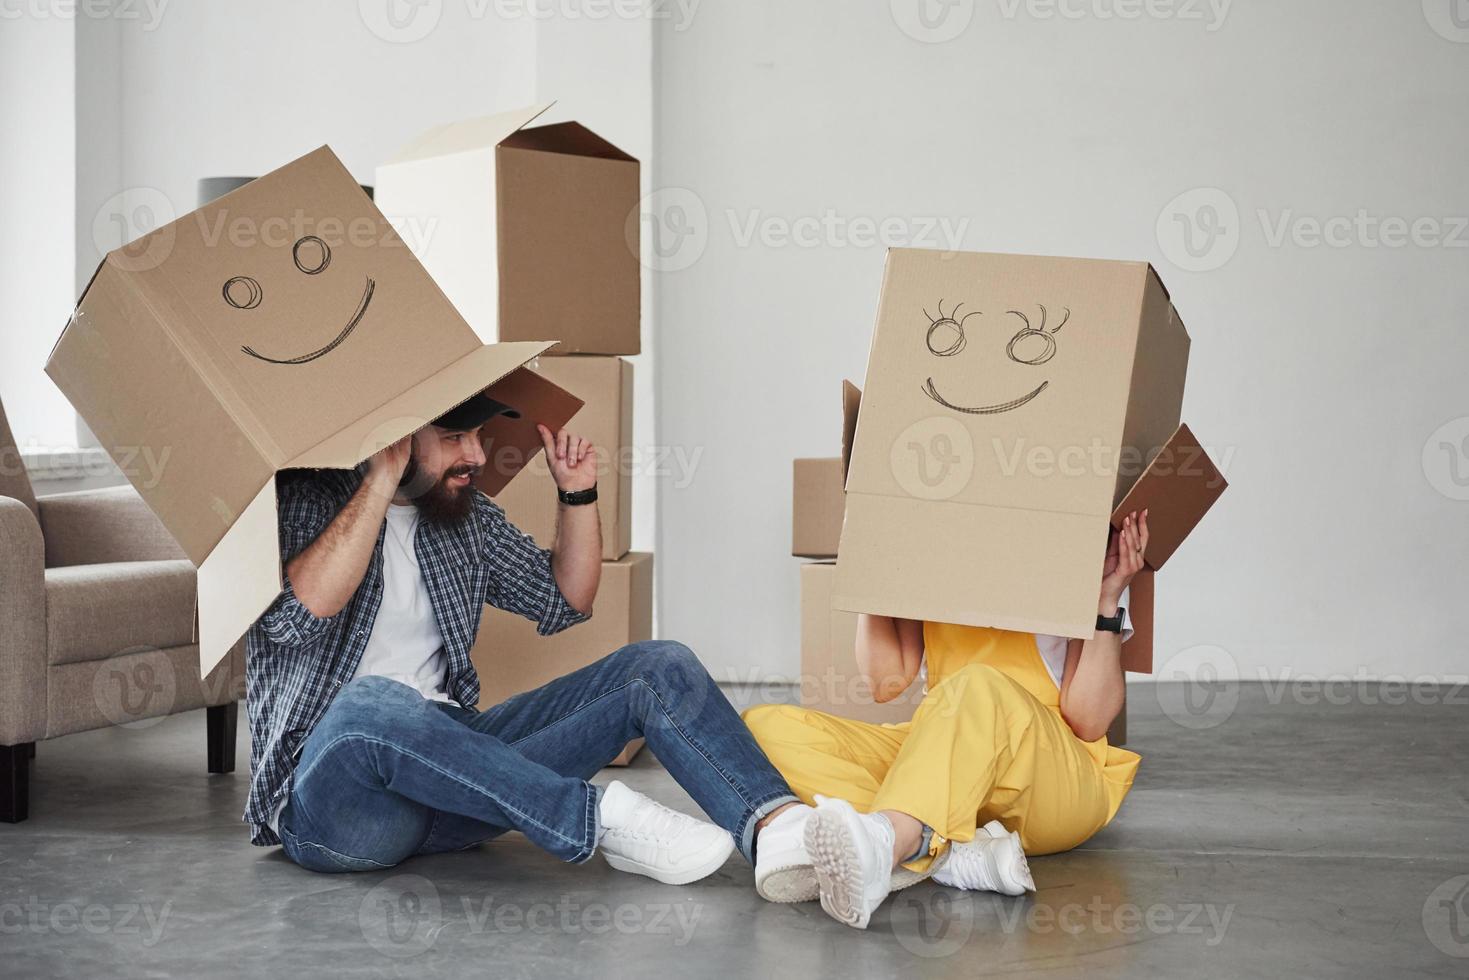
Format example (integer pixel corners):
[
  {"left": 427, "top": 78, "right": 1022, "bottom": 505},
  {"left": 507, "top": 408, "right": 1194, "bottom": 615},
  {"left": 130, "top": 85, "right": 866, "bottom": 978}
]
[
  {"left": 790, "top": 383, "right": 920, "bottom": 725},
  {"left": 376, "top": 104, "right": 650, "bottom": 764}
]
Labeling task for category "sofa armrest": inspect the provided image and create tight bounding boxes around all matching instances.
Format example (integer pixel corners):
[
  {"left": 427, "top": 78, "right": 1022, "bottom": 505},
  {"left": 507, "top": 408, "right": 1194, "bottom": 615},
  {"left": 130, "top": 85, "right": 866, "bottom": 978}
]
[
  {"left": 0, "top": 496, "right": 46, "bottom": 744},
  {"left": 38, "top": 485, "right": 186, "bottom": 568}
]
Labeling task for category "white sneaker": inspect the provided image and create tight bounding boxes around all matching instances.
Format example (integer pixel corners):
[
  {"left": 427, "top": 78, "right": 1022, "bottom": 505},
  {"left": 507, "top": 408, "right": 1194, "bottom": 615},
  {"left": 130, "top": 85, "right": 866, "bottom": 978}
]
[
  {"left": 803, "top": 796, "right": 896, "bottom": 929},
  {"left": 931, "top": 819, "right": 1035, "bottom": 896},
  {"left": 597, "top": 780, "right": 735, "bottom": 885},
  {"left": 754, "top": 804, "right": 819, "bottom": 903}
]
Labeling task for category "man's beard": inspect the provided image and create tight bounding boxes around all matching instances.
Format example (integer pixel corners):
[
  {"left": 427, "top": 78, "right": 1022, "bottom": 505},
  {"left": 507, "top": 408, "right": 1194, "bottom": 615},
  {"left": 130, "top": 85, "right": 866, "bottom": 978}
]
[{"left": 405, "top": 463, "right": 480, "bottom": 525}]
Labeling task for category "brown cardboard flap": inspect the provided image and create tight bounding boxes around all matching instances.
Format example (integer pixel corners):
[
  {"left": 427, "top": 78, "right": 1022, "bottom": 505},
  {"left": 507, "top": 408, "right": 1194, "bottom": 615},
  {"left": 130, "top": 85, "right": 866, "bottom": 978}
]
[
  {"left": 841, "top": 380, "right": 861, "bottom": 485},
  {"left": 500, "top": 121, "right": 636, "bottom": 161},
  {"left": 1110, "top": 422, "right": 1226, "bottom": 570},
  {"left": 488, "top": 356, "right": 632, "bottom": 558},
  {"left": 475, "top": 365, "right": 586, "bottom": 496},
  {"left": 1120, "top": 568, "right": 1155, "bottom": 674},
  {"left": 283, "top": 341, "right": 557, "bottom": 471}
]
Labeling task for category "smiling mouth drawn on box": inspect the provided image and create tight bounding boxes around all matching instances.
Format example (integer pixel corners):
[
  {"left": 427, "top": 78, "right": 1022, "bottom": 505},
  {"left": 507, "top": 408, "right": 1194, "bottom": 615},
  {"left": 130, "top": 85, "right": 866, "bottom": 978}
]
[
  {"left": 921, "top": 377, "right": 1050, "bottom": 415},
  {"left": 919, "top": 301, "right": 1069, "bottom": 415},
  {"left": 240, "top": 277, "right": 376, "bottom": 365}
]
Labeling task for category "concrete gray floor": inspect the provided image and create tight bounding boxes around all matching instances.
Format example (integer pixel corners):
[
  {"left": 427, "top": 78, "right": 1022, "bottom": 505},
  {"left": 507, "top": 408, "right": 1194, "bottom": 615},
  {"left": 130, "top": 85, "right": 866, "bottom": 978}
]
[{"left": 2, "top": 681, "right": 1467, "bottom": 978}]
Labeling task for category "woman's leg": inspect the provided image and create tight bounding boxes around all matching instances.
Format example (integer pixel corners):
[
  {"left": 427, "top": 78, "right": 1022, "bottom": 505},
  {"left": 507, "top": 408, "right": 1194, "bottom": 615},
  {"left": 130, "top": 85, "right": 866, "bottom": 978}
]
[
  {"left": 871, "top": 663, "right": 1115, "bottom": 872},
  {"left": 741, "top": 703, "right": 908, "bottom": 810}
]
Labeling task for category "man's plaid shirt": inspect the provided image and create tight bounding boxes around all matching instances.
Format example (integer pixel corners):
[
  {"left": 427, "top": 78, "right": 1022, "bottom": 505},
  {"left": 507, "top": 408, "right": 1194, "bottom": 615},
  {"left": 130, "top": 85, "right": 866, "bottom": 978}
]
[{"left": 242, "top": 466, "right": 589, "bottom": 846}]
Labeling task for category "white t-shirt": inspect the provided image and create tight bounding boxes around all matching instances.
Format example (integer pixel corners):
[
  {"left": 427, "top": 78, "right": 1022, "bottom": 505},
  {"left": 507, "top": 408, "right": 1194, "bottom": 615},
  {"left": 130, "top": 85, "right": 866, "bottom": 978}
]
[
  {"left": 1033, "top": 589, "right": 1134, "bottom": 689},
  {"left": 350, "top": 503, "right": 452, "bottom": 704},
  {"left": 269, "top": 502, "right": 450, "bottom": 836}
]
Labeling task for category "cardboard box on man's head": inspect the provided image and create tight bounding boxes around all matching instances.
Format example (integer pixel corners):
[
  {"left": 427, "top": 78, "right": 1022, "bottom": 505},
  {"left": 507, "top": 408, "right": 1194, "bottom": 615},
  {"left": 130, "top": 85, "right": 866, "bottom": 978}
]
[
  {"left": 834, "top": 249, "right": 1226, "bottom": 672},
  {"left": 46, "top": 146, "right": 581, "bottom": 679},
  {"left": 375, "top": 103, "right": 640, "bottom": 356}
]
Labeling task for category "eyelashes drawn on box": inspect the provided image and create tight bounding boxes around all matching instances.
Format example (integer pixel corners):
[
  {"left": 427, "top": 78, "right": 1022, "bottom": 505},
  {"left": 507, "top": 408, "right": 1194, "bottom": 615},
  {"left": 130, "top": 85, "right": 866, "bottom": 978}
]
[
  {"left": 220, "top": 235, "right": 376, "bottom": 365},
  {"left": 921, "top": 301, "right": 1070, "bottom": 415}
]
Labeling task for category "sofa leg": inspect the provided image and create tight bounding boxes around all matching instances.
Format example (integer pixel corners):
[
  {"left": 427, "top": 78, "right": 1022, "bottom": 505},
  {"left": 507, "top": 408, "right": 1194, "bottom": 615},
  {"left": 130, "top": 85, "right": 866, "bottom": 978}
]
[
  {"left": 207, "top": 703, "right": 237, "bottom": 774},
  {"left": 2, "top": 743, "right": 31, "bottom": 822}
]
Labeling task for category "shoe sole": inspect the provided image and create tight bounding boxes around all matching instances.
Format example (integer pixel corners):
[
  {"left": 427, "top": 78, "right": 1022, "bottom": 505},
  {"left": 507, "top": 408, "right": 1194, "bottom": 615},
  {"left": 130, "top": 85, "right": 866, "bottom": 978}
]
[
  {"left": 603, "top": 837, "right": 735, "bottom": 886},
  {"left": 759, "top": 856, "right": 931, "bottom": 904},
  {"left": 890, "top": 863, "right": 938, "bottom": 893},
  {"left": 804, "top": 807, "right": 873, "bottom": 929},
  {"left": 755, "top": 862, "right": 820, "bottom": 903}
]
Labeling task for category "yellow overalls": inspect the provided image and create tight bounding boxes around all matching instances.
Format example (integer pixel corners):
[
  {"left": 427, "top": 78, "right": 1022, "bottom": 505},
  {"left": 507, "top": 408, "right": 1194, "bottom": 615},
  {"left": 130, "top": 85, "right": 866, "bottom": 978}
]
[{"left": 743, "top": 623, "right": 1141, "bottom": 870}]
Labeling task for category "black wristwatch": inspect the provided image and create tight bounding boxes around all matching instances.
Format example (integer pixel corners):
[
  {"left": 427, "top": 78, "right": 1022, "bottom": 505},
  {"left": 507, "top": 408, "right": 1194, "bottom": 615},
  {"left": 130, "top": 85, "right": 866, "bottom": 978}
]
[
  {"left": 1096, "top": 607, "right": 1125, "bottom": 633},
  {"left": 557, "top": 483, "right": 598, "bottom": 506}
]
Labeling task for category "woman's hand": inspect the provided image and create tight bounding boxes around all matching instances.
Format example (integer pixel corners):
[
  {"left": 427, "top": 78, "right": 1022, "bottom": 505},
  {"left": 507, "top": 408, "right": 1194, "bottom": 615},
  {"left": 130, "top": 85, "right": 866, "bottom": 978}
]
[{"left": 1099, "top": 509, "right": 1148, "bottom": 614}]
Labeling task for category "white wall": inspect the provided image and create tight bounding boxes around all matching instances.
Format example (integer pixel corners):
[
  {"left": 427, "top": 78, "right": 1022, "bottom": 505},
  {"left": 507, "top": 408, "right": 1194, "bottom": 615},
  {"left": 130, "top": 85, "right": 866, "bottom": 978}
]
[
  {"left": 0, "top": 13, "right": 76, "bottom": 451},
  {"left": 654, "top": 1, "right": 1469, "bottom": 683}
]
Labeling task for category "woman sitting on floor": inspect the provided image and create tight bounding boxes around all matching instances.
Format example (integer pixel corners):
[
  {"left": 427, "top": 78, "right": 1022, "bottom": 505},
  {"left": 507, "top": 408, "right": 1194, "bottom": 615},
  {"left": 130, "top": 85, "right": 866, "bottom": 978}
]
[{"left": 744, "top": 512, "right": 1147, "bottom": 929}]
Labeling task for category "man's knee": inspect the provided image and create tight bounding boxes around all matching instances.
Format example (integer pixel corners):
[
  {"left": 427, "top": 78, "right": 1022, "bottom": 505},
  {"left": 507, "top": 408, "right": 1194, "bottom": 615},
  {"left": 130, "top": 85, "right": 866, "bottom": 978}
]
[{"left": 619, "top": 639, "right": 708, "bottom": 684}]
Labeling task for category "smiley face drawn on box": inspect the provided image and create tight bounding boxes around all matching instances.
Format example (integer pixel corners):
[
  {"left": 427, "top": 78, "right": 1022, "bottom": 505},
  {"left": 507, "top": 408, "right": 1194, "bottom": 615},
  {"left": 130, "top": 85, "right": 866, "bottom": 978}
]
[
  {"left": 220, "top": 235, "right": 377, "bottom": 365},
  {"left": 920, "top": 300, "right": 1071, "bottom": 416}
]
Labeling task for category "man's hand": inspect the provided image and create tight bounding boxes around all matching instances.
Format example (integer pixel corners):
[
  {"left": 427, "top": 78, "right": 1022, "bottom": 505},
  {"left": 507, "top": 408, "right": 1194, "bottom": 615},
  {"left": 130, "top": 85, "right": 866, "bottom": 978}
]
[
  {"left": 537, "top": 424, "right": 598, "bottom": 493},
  {"left": 366, "top": 434, "right": 412, "bottom": 496},
  {"left": 533, "top": 424, "right": 601, "bottom": 614},
  {"left": 1099, "top": 509, "right": 1148, "bottom": 614}
]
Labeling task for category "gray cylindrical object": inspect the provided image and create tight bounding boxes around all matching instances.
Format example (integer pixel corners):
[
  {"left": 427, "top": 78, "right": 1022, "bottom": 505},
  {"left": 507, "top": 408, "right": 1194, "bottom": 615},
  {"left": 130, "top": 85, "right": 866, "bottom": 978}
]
[{"left": 197, "top": 176, "right": 373, "bottom": 207}]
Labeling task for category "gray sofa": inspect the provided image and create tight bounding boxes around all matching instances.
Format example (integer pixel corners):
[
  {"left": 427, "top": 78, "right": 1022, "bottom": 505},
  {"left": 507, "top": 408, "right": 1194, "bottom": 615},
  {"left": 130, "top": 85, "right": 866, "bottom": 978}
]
[{"left": 0, "top": 397, "right": 244, "bottom": 821}]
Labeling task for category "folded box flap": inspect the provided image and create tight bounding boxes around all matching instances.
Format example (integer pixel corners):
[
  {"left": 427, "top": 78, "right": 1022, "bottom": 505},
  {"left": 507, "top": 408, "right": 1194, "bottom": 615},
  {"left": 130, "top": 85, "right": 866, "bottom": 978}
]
[
  {"left": 283, "top": 341, "right": 557, "bottom": 471},
  {"left": 1111, "top": 422, "right": 1226, "bottom": 570},
  {"left": 383, "top": 102, "right": 555, "bottom": 165},
  {"left": 196, "top": 477, "right": 280, "bottom": 678},
  {"left": 1121, "top": 568, "right": 1155, "bottom": 674},
  {"left": 841, "top": 380, "right": 861, "bottom": 486},
  {"left": 500, "top": 121, "right": 636, "bottom": 162},
  {"left": 474, "top": 365, "right": 585, "bottom": 496}
]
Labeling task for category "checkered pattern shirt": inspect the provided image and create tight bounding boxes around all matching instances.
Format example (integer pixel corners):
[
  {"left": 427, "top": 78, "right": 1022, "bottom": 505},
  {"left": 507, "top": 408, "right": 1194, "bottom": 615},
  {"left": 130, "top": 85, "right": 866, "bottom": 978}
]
[{"left": 242, "top": 466, "right": 589, "bottom": 846}]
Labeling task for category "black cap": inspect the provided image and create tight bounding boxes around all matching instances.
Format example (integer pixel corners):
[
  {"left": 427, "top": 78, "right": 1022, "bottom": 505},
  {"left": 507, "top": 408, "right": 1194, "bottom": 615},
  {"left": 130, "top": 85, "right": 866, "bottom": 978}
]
[{"left": 430, "top": 394, "right": 521, "bottom": 432}]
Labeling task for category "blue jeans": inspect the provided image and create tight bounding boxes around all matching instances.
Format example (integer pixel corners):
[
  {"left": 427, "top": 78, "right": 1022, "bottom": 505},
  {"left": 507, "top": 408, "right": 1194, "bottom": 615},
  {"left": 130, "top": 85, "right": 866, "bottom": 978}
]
[{"left": 277, "top": 640, "right": 799, "bottom": 873}]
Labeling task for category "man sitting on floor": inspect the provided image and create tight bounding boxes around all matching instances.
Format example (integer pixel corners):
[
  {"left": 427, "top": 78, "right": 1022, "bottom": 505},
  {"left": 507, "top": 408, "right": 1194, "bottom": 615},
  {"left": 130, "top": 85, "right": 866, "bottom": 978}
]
[{"left": 242, "top": 393, "right": 805, "bottom": 884}]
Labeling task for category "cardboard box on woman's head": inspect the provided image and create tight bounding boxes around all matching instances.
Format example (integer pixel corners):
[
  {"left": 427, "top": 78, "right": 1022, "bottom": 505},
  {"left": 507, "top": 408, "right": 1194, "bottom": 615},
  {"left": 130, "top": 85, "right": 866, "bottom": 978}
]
[
  {"left": 834, "top": 248, "right": 1226, "bottom": 672},
  {"left": 46, "top": 146, "right": 581, "bottom": 679}
]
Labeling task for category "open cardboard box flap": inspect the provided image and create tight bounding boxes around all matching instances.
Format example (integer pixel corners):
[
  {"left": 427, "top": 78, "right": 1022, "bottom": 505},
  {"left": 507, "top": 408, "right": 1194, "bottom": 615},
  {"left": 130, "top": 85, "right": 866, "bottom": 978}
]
[
  {"left": 840, "top": 380, "right": 861, "bottom": 485},
  {"left": 46, "top": 144, "right": 581, "bottom": 678},
  {"left": 1109, "top": 422, "right": 1227, "bottom": 570},
  {"left": 1109, "top": 422, "right": 1225, "bottom": 672}
]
